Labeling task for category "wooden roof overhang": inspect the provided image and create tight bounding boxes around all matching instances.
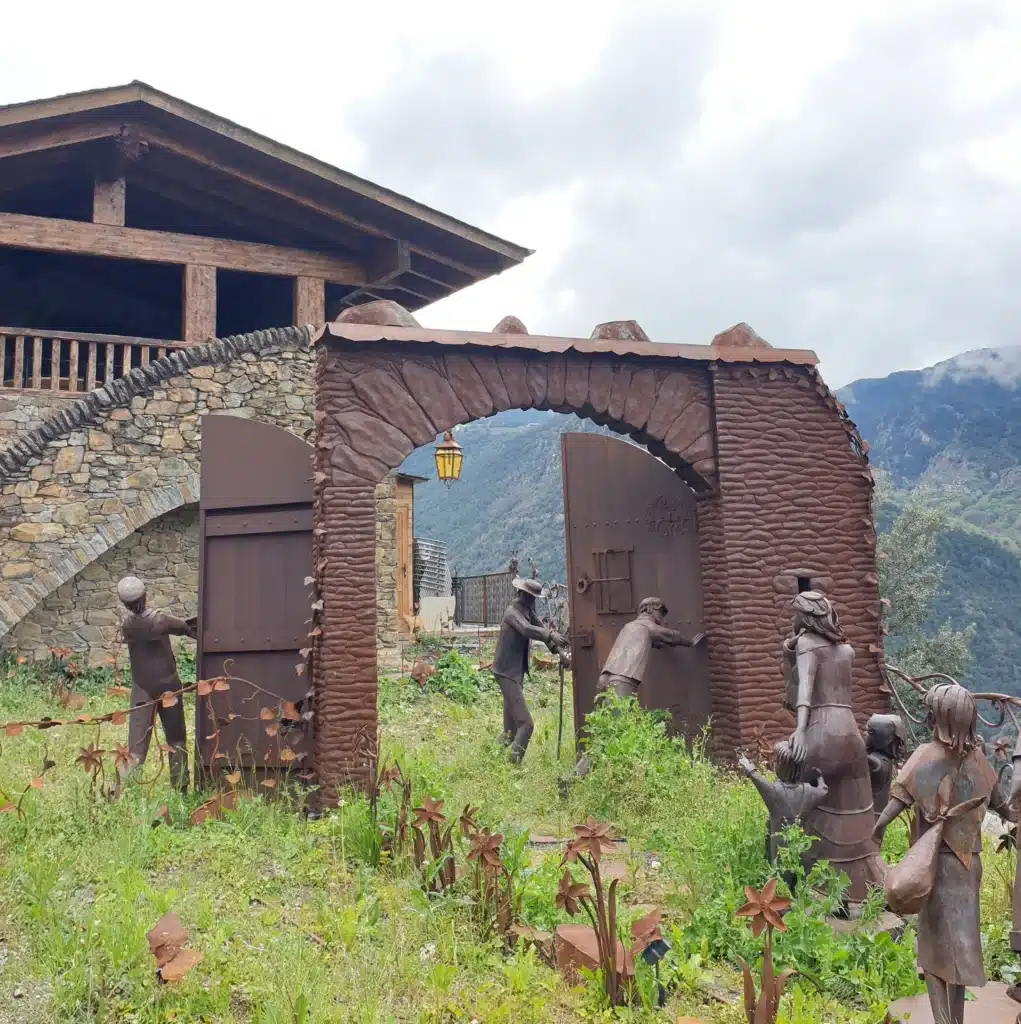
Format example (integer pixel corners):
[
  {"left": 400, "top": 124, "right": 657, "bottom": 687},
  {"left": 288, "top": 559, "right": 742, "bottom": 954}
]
[{"left": 0, "top": 83, "right": 531, "bottom": 311}]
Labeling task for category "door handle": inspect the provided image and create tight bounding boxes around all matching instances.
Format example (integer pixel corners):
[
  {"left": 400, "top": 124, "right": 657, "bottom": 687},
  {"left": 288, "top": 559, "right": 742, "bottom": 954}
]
[
  {"left": 569, "top": 630, "right": 594, "bottom": 648},
  {"left": 576, "top": 572, "right": 630, "bottom": 595}
]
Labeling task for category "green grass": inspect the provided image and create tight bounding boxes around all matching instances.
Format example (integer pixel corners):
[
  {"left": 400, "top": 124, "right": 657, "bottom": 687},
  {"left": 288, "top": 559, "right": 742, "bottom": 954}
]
[{"left": 0, "top": 654, "right": 1002, "bottom": 1023}]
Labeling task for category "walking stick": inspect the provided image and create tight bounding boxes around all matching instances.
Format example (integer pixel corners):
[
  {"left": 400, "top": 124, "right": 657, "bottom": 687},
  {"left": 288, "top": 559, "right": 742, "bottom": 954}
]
[{"left": 556, "top": 653, "right": 566, "bottom": 762}]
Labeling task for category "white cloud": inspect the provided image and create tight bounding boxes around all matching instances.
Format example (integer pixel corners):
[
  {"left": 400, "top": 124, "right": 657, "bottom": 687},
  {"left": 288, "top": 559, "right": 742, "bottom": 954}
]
[{"left": 3, "top": 0, "right": 1021, "bottom": 387}]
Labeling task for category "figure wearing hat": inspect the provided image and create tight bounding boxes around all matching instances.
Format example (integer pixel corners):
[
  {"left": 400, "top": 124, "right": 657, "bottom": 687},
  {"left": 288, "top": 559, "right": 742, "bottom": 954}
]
[
  {"left": 597, "top": 596, "right": 704, "bottom": 700},
  {"left": 491, "top": 577, "right": 567, "bottom": 763},
  {"left": 117, "top": 575, "right": 196, "bottom": 791}
]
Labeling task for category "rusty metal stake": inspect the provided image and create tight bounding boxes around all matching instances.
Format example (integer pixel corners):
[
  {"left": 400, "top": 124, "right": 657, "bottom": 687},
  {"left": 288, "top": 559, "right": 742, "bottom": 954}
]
[{"left": 556, "top": 655, "right": 566, "bottom": 761}]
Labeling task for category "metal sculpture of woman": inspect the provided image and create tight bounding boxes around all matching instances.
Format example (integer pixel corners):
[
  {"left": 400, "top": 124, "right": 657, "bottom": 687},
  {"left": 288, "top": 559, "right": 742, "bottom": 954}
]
[
  {"left": 872, "top": 683, "right": 1017, "bottom": 1024},
  {"left": 785, "top": 591, "right": 886, "bottom": 901}
]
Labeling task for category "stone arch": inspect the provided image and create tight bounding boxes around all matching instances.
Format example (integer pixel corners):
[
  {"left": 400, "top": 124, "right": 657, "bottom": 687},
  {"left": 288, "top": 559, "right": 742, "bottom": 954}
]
[
  {"left": 310, "top": 314, "right": 725, "bottom": 790},
  {"left": 309, "top": 304, "right": 882, "bottom": 791},
  {"left": 0, "top": 326, "right": 313, "bottom": 641}
]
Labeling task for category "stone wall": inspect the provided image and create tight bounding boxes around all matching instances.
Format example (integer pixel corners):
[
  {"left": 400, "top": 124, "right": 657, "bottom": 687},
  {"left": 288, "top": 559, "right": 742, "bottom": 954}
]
[
  {"left": 700, "top": 364, "right": 884, "bottom": 751},
  {"left": 0, "top": 393, "right": 72, "bottom": 451},
  {"left": 9, "top": 505, "right": 198, "bottom": 665},
  {"left": 0, "top": 327, "right": 407, "bottom": 668}
]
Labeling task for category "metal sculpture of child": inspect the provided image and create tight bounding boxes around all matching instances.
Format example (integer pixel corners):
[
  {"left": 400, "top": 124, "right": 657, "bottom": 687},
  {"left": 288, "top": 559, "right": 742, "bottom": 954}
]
[
  {"left": 739, "top": 741, "right": 829, "bottom": 872},
  {"left": 872, "top": 683, "right": 1017, "bottom": 1024},
  {"left": 491, "top": 577, "right": 567, "bottom": 764},
  {"left": 117, "top": 575, "right": 196, "bottom": 791},
  {"left": 864, "top": 713, "right": 906, "bottom": 820}
]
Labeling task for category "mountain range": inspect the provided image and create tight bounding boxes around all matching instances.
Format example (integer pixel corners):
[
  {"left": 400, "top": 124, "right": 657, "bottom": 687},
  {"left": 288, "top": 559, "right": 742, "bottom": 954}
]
[{"left": 402, "top": 348, "right": 1021, "bottom": 695}]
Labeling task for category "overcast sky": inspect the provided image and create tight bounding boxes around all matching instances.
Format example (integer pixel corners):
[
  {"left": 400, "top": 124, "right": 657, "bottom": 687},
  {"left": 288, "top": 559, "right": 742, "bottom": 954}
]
[{"left": 3, "top": 0, "right": 1021, "bottom": 388}]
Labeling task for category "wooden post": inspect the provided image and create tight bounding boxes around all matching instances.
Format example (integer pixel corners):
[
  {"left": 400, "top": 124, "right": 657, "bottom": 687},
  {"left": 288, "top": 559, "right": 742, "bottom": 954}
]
[
  {"left": 293, "top": 276, "right": 325, "bottom": 326},
  {"left": 50, "top": 339, "right": 62, "bottom": 391},
  {"left": 183, "top": 265, "right": 216, "bottom": 344},
  {"left": 31, "top": 338, "right": 42, "bottom": 389},
  {"left": 93, "top": 177, "right": 126, "bottom": 226},
  {"left": 67, "top": 339, "right": 79, "bottom": 392},
  {"left": 85, "top": 342, "right": 97, "bottom": 392},
  {"left": 12, "top": 335, "right": 24, "bottom": 389}
]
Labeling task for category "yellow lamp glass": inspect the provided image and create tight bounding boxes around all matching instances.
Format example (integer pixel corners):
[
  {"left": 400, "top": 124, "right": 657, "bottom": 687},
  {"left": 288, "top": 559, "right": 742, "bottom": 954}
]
[{"left": 434, "top": 431, "right": 463, "bottom": 484}]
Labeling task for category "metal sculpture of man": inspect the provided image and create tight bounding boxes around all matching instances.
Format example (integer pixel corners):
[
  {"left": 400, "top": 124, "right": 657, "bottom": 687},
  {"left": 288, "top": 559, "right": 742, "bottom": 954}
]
[
  {"left": 873, "top": 683, "right": 1018, "bottom": 1024},
  {"left": 597, "top": 596, "right": 704, "bottom": 700},
  {"left": 117, "top": 575, "right": 196, "bottom": 791},
  {"left": 564, "top": 598, "right": 704, "bottom": 787},
  {"left": 491, "top": 577, "right": 567, "bottom": 763},
  {"left": 784, "top": 590, "right": 885, "bottom": 902}
]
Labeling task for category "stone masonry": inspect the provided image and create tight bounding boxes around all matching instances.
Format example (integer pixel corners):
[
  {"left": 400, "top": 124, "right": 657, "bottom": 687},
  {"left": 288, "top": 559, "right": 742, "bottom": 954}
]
[{"left": 0, "top": 327, "right": 411, "bottom": 667}]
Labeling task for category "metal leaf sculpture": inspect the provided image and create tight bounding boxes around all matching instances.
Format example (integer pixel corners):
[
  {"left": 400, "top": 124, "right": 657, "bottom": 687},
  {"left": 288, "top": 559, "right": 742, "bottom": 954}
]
[{"left": 147, "top": 912, "right": 202, "bottom": 985}]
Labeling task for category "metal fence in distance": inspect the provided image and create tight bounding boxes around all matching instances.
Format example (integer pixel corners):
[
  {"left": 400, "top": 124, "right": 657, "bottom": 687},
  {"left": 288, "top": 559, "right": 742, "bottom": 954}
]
[{"left": 452, "top": 571, "right": 516, "bottom": 627}]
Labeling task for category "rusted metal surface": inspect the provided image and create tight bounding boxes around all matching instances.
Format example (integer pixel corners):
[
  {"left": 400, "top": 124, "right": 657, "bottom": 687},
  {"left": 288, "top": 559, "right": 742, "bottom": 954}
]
[
  {"left": 562, "top": 432, "right": 710, "bottom": 742},
  {"left": 453, "top": 571, "right": 515, "bottom": 626},
  {"left": 314, "top": 321, "right": 819, "bottom": 368},
  {"left": 197, "top": 415, "right": 314, "bottom": 773}
]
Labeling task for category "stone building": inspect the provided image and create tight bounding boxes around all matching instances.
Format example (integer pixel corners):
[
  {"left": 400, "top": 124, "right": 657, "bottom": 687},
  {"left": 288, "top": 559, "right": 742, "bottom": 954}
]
[{"left": 0, "top": 83, "right": 526, "bottom": 667}]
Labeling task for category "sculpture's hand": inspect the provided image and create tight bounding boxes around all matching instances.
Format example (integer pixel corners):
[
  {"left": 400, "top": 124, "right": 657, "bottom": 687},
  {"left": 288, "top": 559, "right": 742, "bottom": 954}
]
[
  {"left": 737, "top": 754, "right": 755, "bottom": 776},
  {"left": 689, "top": 633, "right": 705, "bottom": 647},
  {"left": 789, "top": 728, "right": 808, "bottom": 765},
  {"left": 1008, "top": 758, "right": 1021, "bottom": 806},
  {"left": 815, "top": 773, "right": 828, "bottom": 798},
  {"left": 871, "top": 823, "right": 885, "bottom": 846}
]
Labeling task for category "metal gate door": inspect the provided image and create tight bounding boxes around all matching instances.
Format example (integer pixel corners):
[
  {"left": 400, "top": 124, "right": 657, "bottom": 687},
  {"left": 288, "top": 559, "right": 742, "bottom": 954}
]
[
  {"left": 196, "top": 415, "right": 314, "bottom": 777},
  {"left": 561, "top": 432, "right": 710, "bottom": 742}
]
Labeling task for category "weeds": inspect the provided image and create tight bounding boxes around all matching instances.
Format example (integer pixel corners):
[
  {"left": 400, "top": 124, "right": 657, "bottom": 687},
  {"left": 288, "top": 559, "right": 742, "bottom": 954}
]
[{"left": 0, "top": 657, "right": 991, "bottom": 1022}]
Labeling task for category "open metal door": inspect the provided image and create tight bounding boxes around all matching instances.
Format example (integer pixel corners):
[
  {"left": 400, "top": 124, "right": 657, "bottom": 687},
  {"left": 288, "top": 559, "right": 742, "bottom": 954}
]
[
  {"left": 196, "top": 415, "right": 314, "bottom": 778},
  {"left": 562, "top": 432, "right": 710, "bottom": 742}
]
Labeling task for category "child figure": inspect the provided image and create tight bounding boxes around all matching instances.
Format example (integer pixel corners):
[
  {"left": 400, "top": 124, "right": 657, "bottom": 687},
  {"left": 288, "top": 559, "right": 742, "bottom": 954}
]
[
  {"left": 739, "top": 741, "right": 829, "bottom": 869},
  {"left": 873, "top": 683, "right": 1017, "bottom": 1024},
  {"left": 865, "top": 713, "right": 907, "bottom": 819}
]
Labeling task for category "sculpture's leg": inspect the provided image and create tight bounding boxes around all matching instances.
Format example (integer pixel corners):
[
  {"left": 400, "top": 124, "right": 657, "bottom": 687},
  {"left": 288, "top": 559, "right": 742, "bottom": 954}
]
[
  {"left": 948, "top": 983, "right": 965, "bottom": 1023},
  {"left": 924, "top": 974, "right": 957, "bottom": 1024}
]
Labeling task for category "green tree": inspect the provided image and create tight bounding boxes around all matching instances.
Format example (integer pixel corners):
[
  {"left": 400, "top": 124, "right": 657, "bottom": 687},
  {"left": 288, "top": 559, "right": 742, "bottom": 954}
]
[{"left": 875, "top": 478, "right": 974, "bottom": 729}]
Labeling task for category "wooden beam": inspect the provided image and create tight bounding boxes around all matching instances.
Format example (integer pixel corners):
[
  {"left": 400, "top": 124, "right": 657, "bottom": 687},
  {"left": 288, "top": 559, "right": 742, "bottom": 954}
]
[
  {"left": 137, "top": 152, "right": 367, "bottom": 252},
  {"left": 0, "top": 212, "right": 366, "bottom": 284},
  {"left": 93, "top": 177, "right": 126, "bottom": 226},
  {"left": 129, "top": 172, "right": 346, "bottom": 255},
  {"left": 0, "top": 119, "right": 123, "bottom": 161},
  {"left": 366, "top": 239, "right": 411, "bottom": 286},
  {"left": 183, "top": 265, "right": 216, "bottom": 344},
  {"left": 141, "top": 131, "right": 499, "bottom": 279},
  {"left": 293, "top": 276, "right": 325, "bottom": 326}
]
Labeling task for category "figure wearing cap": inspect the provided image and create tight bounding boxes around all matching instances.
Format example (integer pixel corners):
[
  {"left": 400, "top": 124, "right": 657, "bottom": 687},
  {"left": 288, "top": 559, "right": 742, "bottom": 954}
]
[
  {"left": 490, "top": 577, "right": 567, "bottom": 763},
  {"left": 597, "top": 596, "right": 704, "bottom": 700},
  {"left": 116, "top": 576, "right": 196, "bottom": 791}
]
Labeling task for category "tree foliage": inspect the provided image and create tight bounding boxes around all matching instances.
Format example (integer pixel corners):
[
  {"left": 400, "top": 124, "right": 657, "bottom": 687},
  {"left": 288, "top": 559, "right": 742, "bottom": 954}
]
[{"left": 875, "top": 479, "right": 974, "bottom": 728}]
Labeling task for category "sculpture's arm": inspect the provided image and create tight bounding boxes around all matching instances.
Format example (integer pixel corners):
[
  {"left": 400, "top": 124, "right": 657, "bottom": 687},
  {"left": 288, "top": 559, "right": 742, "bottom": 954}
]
[
  {"left": 871, "top": 796, "right": 909, "bottom": 845},
  {"left": 804, "top": 774, "right": 829, "bottom": 812},
  {"left": 647, "top": 623, "right": 704, "bottom": 648},
  {"left": 505, "top": 605, "right": 552, "bottom": 645},
  {"left": 990, "top": 776, "right": 1019, "bottom": 824},
  {"left": 789, "top": 643, "right": 817, "bottom": 763},
  {"left": 155, "top": 611, "right": 195, "bottom": 638}
]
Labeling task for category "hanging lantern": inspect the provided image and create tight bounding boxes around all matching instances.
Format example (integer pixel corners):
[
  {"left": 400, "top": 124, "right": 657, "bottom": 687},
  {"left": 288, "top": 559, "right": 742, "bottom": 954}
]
[{"left": 434, "top": 430, "right": 463, "bottom": 486}]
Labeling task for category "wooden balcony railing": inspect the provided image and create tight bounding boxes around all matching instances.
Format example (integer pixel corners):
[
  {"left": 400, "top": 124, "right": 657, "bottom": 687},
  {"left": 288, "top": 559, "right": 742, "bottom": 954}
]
[{"left": 0, "top": 327, "right": 189, "bottom": 395}]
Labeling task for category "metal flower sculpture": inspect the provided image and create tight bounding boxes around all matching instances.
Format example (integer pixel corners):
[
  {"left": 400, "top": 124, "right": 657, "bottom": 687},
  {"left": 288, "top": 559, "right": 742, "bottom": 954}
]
[
  {"left": 735, "top": 879, "right": 796, "bottom": 1024},
  {"left": 555, "top": 869, "right": 591, "bottom": 916},
  {"left": 735, "top": 877, "right": 790, "bottom": 938}
]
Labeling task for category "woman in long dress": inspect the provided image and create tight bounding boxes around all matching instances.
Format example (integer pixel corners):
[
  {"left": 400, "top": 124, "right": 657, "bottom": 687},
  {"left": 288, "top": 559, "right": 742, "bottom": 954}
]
[
  {"left": 873, "top": 683, "right": 1017, "bottom": 1024},
  {"left": 785, "top": 591, "right": 886, "bottom": 901}
]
